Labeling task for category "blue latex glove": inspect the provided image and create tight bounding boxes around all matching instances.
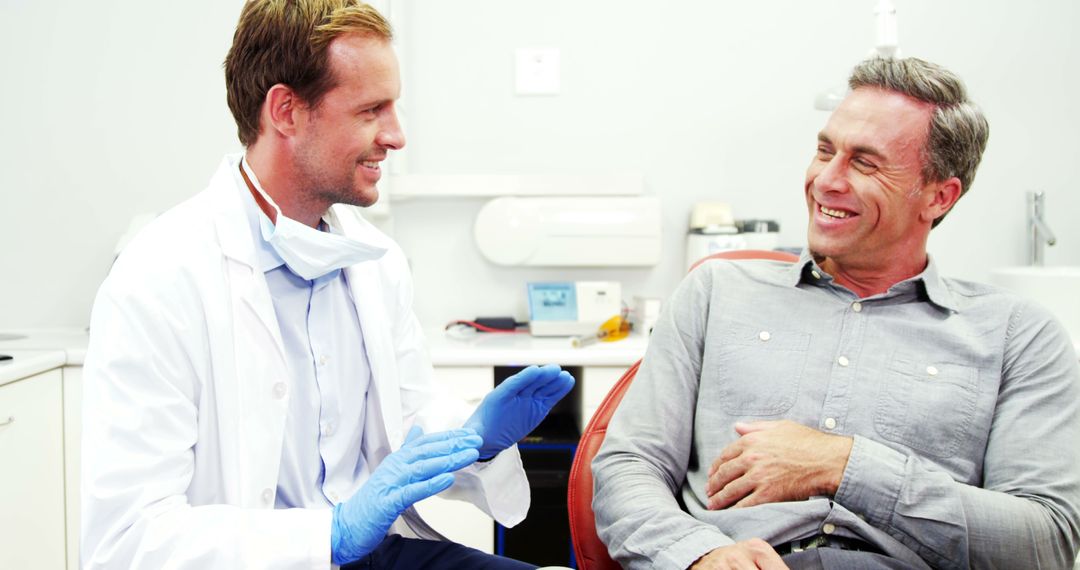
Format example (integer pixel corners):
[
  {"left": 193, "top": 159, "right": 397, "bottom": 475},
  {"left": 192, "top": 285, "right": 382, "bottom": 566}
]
[
  {"left": 330, "top": 426, "right": 481, "bottom": 565},
  {"left": 464, "top": 364, "right": 576, "bottom": 459}
]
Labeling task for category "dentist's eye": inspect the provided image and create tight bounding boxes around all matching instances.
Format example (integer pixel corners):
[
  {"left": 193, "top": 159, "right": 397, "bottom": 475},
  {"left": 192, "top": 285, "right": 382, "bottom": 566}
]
[{"left": 359, "top": 104, "right": 383, "bottom": 118}]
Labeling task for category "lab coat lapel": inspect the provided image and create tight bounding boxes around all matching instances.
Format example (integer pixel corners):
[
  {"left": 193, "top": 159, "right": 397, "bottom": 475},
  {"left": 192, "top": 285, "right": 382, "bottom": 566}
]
[
  {"left": 208, "top": 156, "right": 291, "bottom": 505},
  {"left": 346, "top": 260, "right": 403, "bottom": 449},
  {"left": 213, "top": 161, "right": 287, "bottom": 364},
  {"left": 329, "top": 205, "right": 404, "bottom": 450}
]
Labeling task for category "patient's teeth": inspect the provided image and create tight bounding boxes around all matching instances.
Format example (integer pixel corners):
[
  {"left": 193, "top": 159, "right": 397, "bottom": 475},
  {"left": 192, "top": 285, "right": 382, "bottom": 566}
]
[{"left": 820, "top": 205, "right": 849, "bottom": 219}]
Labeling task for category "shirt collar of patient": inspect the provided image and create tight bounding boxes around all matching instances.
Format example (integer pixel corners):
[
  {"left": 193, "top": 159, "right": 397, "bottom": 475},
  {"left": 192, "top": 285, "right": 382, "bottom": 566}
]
[
  {"left": 240, "top": 157, "right": 386, "bottom": 281},
  {"left": 789, "top": 249, "right": 958, "bottom": 313}
]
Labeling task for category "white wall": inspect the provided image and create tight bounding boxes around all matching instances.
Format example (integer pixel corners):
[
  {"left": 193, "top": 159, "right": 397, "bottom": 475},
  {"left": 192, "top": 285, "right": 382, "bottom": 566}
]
[
  {"left": 2, "top": 0, "right": 1078, "bottom": 329},
  {"left": 1, "top": 0, "right": 244, "bottom": 328},
  {"left": 391, "top": 0, "right": 1080, "bottom": 327}
]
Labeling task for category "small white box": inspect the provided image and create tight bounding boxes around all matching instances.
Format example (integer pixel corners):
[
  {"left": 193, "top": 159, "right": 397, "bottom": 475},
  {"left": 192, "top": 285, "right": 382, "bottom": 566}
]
[{"left": 633, "top": 296, "right": 662, "bottom": 335}]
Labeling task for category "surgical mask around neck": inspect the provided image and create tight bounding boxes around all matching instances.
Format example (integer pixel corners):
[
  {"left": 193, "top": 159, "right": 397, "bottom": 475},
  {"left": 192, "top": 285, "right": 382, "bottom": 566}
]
[{"left": 241, "top": 159, "right": 386, "bottom": 280}]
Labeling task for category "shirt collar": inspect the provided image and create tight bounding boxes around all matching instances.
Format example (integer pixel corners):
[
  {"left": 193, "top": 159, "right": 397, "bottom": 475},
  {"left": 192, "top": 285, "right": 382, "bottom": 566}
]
[
  {"left": 788, "top": 248, "right": 959, "bottom": 313},
  {"left": 237, "top": 160, "right": 286, "bottom": 273}
]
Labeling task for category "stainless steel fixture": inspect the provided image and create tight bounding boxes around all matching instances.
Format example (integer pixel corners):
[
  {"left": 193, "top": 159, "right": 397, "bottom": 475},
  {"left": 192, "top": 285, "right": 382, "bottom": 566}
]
[{"left": 1028, "top": 191, "right": 1057, "bottom": 266}]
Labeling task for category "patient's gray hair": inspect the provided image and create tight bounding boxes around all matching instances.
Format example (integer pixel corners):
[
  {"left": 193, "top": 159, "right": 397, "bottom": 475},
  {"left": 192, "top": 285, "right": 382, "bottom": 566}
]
[{"left": 849, "top": 57, "right": 990, "bottom": 228}]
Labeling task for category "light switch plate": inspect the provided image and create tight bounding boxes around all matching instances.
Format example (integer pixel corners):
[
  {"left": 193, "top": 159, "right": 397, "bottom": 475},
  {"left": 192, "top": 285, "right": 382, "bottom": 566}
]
[{"left": 515, "top": 47, "right": 560, "bottom": 95}]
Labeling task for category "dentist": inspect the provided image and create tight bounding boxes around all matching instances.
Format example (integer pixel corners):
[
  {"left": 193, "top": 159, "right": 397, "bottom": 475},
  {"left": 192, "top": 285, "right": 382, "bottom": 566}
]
[{"left": 80, "top": 1, "right": 573, "bottom": 568}]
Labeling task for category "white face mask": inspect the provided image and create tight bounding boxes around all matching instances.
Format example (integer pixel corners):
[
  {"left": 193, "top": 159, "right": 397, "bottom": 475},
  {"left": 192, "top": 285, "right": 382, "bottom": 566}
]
[{"left": 241, "top": 159, "right": 386, "bottom": 280}]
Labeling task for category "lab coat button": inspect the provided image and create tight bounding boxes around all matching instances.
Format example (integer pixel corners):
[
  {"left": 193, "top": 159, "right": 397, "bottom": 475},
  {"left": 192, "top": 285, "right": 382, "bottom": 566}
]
[
  {"left": 273, "top": 382, "right": 287, "bottom": 399},
  {"left": 837, "top": 356, "right": 849, "bottom": 367},
  {"left": 822, "top": 523, "right": 836, "bottom": 535},
  {"left": 852, "top": 302, "right": 863, "bottom": 313},
  {"left": 824, "top": 417, "right": 837, "bottom": 430},
  {"left": 758, "top": 331, "right": 771, "bottom": 342},
  {"left": 262, "top": 488, "right": 273, "bottom": 504}
]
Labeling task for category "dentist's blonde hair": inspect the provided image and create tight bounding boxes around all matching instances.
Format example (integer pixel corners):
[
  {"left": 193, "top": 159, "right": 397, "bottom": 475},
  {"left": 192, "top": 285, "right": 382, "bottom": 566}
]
[
  {"left": 224, "top": 0, "right": 393, "bottom": 147},
  {"left": 849, "top": 57, "right": 990, "bottom": 228}
]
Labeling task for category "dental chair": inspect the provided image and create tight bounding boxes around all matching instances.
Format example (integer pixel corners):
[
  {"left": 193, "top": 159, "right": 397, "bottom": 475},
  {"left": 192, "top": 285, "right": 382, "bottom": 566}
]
[{"left": 566, "top": 249, "right": 799, "bottom": 570}]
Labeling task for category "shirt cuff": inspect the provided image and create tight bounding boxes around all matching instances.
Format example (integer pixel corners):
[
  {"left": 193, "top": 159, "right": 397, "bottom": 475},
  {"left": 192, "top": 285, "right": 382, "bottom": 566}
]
[
  {"left": 834, "top": 434, "right": 907, "bottom": 528},
  {"left": 654, "top": 526, "right": 735, "bottom": 570}
]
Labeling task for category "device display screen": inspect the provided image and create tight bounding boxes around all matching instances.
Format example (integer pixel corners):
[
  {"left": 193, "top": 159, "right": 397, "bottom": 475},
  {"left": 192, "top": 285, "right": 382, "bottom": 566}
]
[{"left": 527, "top": 282, "right": 578, "bottom": 321}]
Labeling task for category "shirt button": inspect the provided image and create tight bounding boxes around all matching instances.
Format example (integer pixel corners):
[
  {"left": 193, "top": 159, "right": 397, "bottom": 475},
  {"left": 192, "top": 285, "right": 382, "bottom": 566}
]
[
  {"left": 837, "top": 356, "right": 850, "bottom": 367},
  {"left": 822, "top": 523, "right": 836, "bottom": 535},
  {"left": 262, "top": 488, "right": 273, "bottom": 504},
  {"left": 319, "top": 355, "right": 328, "bottom": 366},
  {"left": 329, "top": 492, "right": 340, "bottom": 503},
  {"left": 272, "top": 382, "right": 287, "bottom": 399},
  {"left": 812, "top": 270, "right": 822, "bottom": 280},
  {"left": 322, "top": 422, "right": 335, "bottom": 436},
  {"left": 824, "top": 417, "right": 837, "bottom": 430},
  {"left": 852, "top": 302, "right": 863, "bottom": 313},
  {"left": 758, "top": 331, "right": 771, "bottom": 342},
  {"left": 927, "top": 365, "right": 939, "bottom": 376}
]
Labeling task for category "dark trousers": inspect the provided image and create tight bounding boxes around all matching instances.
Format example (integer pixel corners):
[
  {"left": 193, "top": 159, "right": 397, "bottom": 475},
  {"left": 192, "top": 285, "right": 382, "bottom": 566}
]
[
  {"left": 783, "top": 548, "right": 922, "bottom": 570},
  {"left": 342, "top": 535, "right": 538, "bottom": 570}
]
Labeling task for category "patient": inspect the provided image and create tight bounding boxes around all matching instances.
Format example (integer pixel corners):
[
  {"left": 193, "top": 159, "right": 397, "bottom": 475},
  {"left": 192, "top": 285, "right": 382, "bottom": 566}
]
[{"left": 592, "top": 57, "right": 1080, "bottom": 570}]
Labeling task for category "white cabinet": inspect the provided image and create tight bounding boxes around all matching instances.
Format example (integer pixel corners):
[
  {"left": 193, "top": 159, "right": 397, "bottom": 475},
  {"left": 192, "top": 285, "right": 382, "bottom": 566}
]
[
  {"left": 0, "top": 368, "right": 67, "bottom": 570},
  {"left": 581, "top": 366, "right": 629, "bottom": 429}
]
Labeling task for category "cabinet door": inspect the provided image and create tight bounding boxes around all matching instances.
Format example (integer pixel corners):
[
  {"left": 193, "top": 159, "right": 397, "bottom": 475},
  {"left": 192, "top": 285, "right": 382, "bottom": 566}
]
[
  {"left": 582, "top": 366, "right": 629, "bottom": 428},
  {"left": 0, "top": 369, "right": 67, "bottom": 570}
]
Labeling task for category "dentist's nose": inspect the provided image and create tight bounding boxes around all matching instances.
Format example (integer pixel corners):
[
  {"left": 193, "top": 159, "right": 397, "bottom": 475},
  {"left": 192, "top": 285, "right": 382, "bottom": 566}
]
[{"left": 378, "top": 108, "right": 406, "bottom": 150}]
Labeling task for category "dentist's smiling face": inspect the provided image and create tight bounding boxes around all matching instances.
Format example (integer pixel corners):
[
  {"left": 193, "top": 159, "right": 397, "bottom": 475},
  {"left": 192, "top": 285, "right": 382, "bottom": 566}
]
[
  {"left": 292, "top": 34, "right": 405, "bottom": 209},
  {"left": 804, "top": 87, "right": 939, "bottom": 273}
]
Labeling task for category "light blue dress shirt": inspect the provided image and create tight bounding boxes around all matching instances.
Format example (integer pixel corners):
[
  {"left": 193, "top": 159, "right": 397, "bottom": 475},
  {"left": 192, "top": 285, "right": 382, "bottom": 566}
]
[{"left": 238, "top": 183, "right": 372, "bottom": 509}]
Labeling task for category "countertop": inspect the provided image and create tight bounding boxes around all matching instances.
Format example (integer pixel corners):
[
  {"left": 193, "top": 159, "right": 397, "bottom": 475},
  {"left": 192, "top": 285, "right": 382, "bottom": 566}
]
[
  {"left": 0, "top": 350, "right": 67, "bottom": 387},
  {"left": 0, "top": 328, "right": 89, "bottom": 365},
  {"left": 3, "top": 324, "right": 1074, "bottom": 371},
  {"left": 425, "top": 327, "right": 648, "bottom": 367},
  {"left": 0, "top": 326, "right": 650, "bottom": 368}
]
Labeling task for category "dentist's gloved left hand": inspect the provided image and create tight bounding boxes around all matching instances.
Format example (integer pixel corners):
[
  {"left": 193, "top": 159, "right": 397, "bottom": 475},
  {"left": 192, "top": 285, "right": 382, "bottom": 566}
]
[
  {"left": 464, "top": 364, "right": 576, "bottom": 459},
  {"left": 330, "top": 426, "right": 481, "bottom": 565}
]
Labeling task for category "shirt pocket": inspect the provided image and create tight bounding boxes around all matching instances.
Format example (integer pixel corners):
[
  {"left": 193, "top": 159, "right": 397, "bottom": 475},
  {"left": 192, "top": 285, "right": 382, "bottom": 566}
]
[
  {"left": 874, "top": 352, "right": 978, "bottom": 458},
  {"left": 712, "top": 321, "right": 810, "bottom": 416}
]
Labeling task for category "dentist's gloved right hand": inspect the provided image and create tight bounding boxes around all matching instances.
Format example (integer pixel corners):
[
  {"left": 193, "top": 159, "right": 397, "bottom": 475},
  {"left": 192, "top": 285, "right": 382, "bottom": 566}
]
[{"left": 330, "top": 426, "right": 481, "bottom": 565}]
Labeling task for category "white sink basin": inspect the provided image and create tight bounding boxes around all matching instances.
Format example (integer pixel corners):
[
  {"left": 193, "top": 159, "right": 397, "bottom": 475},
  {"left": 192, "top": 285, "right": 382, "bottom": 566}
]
[{"left": 989, "top": 266, "right": 1080, "bottom": 343}]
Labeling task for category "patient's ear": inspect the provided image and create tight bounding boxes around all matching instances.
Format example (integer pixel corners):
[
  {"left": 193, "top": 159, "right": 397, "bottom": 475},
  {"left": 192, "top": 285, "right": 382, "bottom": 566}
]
[{"left": 922, "top": 177, "right": 962, "bottom": 224}]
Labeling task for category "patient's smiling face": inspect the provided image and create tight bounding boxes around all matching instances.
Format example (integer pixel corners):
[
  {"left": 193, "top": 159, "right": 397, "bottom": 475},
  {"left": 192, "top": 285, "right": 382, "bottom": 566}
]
[{"left": 803, "top": 87, "right": 939, "bottom": 274}]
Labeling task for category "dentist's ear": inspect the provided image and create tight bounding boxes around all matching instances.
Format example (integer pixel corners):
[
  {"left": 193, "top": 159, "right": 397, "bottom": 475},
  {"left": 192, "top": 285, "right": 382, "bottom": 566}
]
[
  {"left": 921, "top": 177, "right": 962, "bottom": 224},
  {"left": 263, "top": 83, "right": 301, "bottom": 138}
]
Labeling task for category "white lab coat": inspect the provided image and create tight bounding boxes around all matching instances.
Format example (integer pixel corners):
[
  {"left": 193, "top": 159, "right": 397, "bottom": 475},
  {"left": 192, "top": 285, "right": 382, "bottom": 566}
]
[{"left": 81, "top": 154, "right": 529, "bottom": 569}]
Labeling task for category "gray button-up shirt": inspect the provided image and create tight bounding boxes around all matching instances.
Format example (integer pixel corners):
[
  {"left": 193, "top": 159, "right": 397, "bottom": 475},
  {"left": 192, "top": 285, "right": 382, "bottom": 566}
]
[{"left": 593, "top": 251, "right": 1080, "bottom": 569}]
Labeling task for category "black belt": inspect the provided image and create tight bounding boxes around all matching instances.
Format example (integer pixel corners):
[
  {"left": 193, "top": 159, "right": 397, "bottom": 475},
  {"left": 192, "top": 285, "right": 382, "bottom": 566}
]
[{"left": 774, "top": 534, "right": 883, "bottom": 556}]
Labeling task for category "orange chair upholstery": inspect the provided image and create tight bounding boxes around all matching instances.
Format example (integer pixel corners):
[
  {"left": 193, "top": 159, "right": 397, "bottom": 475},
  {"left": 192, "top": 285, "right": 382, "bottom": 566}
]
[{"left": 567, "top": 250, "right": 799, "bottom": 569}]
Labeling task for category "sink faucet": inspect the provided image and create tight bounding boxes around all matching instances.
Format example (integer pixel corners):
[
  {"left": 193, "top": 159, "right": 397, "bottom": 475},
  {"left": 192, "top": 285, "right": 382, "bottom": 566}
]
[{"left": 1028, "top": 191, "right": 1057, "bottom": 266}]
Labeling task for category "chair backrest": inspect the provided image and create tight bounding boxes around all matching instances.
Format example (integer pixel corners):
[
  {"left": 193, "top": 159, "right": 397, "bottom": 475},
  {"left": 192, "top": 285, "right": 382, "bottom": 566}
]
[{"left": 567, "top": 249, "right": 799, "bottom": 569}]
